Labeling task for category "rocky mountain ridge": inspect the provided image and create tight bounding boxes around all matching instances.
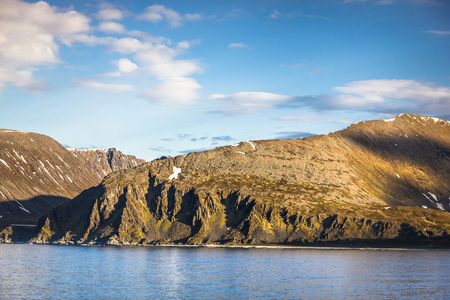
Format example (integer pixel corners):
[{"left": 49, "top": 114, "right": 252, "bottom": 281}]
[
  {"left": 0, "top": 129, "right": 145, "bottom": 228},
  {"left": 68, "top": 148, "right": 145, "bottom": 178},
  {"left": 31, "top": 114, "right": 450, "bottom": 247}
]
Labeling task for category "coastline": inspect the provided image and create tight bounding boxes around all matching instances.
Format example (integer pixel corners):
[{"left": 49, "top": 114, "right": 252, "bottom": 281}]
[{"left": 10, "top": 241, "right": 448, "bottom": 251}]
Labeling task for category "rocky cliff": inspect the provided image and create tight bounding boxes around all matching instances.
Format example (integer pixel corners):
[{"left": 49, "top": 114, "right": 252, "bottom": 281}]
[
  {"left": 31, "top": 114, "right": 450, "bottom": 247},
  {"left": 0, "top": 129, "right": 145, "bottom": 234}
]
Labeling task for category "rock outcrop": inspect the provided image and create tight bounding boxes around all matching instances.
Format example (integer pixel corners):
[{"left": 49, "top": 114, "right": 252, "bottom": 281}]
[
  {"left": 31, "top": 114, "right": 450, "bottom": 247},
  {"left": 0, "top": 129, "right": 145, "bottom": 229}
]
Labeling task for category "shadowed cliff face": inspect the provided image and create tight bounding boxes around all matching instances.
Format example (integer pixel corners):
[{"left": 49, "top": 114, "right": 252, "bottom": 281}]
[
  {"left": 31, "top": 114, "right": 450, "bottom": 246},
  {"left": 336, "top": 114, "right": 450, "bottom": 210},
  {"left": 0, "top": 129, "right": 145, "bottom": 226}
]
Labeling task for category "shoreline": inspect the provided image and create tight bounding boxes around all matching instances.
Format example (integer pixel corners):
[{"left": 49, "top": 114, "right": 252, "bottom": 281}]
[{"left": 4, "top": 241, "right": 447, "bottom": 251}]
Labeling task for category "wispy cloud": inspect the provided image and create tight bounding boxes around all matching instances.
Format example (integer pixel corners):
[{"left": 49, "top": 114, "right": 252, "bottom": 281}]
[
  {"left": 163, "top": 134, "right": 236, "bottom": 146},
  {"left": 308, "top": 67, "right": 322, "bottom": 75},
  {"left": 281, "top": 63, "right": 304, "bottom": 69},
  {"left": 98, "top": 22, "right": 125, "bottom": 33},
  {"left": 374, "top": 0, "right": 395, "bottom": 5},
  {"left": 137, "top": 4, "right": 202, "bottom": 27},
  {"left": 283, "top": 79, "right": 450, "bottom": 116},
  {"left": 140, "top": 77, "right": 202, "bottom": 106},
  {"left": 228, "top": 42, "right": 250, "bottom": 49},
  {"left": 75, "top": 79, "right": 133, "bottom": 93},
  {"left": 343, "top": 0, "right": 441, "bottom": 4},
  {"left": 423, "top": 30, "right": 450, "bottom": 35},
  {"left": 96, "top": 8, "right": 124, "bottom": 21},
  {"left": 269, "top": 9, "right": 330, "bottom": 20},
  {"left": 69, "top": 32, "right": 203, "bottom": 106},
  {"left": 190, "top": 136, "right": 208, "bottom": 142},
  {"left": 275, "top": 131, "right": 316, "bottom": 139},
  {"left": 226, "top": 9, "right": 250, "bottom": 19},
  {"left": 149, "top": 146, "right": 172, "bottom": 153},
  {"left": 209, "top": 79, "right": 450, "bottom": 117},
  {"left": 270, "top": 10, "right": 282, "bottom": 19},
  {"left": 212, "top": 135, "right": 234, "bottom": 141},
  {"left": 209, "top": 92, "right": 296, "bottom": 114},
  {"left": 179, "top": 147, "right": 211, "bottom": 154},
  {"left": 343, "top": 0, "right": 369, "bottom": 3}
]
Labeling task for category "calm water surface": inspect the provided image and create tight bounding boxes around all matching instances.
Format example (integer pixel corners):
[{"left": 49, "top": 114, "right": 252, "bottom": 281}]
[{"left": 0, "top": 244, "right": 448, "bottom": 299}]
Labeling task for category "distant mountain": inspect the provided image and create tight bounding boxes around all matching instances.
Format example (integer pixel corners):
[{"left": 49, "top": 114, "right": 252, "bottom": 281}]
[
  {"left": 69, "top": 148, "right": 145, "bottom": 178},
  {"left": 31, "top": 114, "right": 450, "bottom": 247},
  {"left": 0, "top": 129, "right": 145, "bottom": 230}
]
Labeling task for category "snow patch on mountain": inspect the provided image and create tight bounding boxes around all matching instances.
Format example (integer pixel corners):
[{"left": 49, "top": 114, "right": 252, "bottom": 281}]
[{"left": 169, "top": 166, "right": 182, "bottom": 180}]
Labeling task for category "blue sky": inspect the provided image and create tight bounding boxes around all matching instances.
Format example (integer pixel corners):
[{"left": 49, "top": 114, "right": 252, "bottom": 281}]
[{"left": 0, "top": 0, "right": 449, "bottom": 160}]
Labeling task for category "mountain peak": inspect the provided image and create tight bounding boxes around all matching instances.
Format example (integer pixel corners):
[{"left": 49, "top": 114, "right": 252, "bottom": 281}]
[
  {"left": 341, "top": 114, "right": 449, "bottom": 138},
  {"left": 383, "top": 113, "right": 449, "bottom": 124},
  {"left": 350, "top": 113, "right": 449, "bottom": 128}
]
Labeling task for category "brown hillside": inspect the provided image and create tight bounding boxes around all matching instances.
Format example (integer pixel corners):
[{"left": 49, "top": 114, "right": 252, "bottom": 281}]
[
  {"left": 31, "top": 114, "right": 450, "bottom": 247},
  {"left": 0, "top": 129, "right": 145, "bottom": 227}
]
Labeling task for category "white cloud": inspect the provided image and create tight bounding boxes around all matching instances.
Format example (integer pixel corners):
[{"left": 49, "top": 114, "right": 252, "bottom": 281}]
[
  {"left": 269, "top": 9, "right": 330, "bottom": 20},
  {"left": 127, "top": 30, "right": 171, "bottom": 44},
  {"left": 135, "top": 43, "right": 202, "bottom": 81},
  {"left": 270, "top": 10, "right": 282, "bottom": 19},
  {"left": 96, "top": 8, "right": 124, "bottom": 21},
  {"left": 287, "top": 79, "right": 450, "bottom": 115},
  {"left": 424, "top": 30, "right": 450, "bottom": 35},
  {"left": 110, "top": 37, "right": 145, "bottom": 53},
  {"left": 141, "top": 77, "right": 202, "bottom": 106},
  {"left": 76, "top": 79, "right": 133, "bottom": 93},
  {"left": 0, "top": 68, "right": 49, "bottom": 93},
  {"left": 0, "top": 1, "right": 202, "bottom": 105},
  {"left": 177, "top": 40, "right": 191, "bottom": 50},
  {"left": 343, "top": 0, "right": 368, "bottom": 3},
  {"left": 185, "top": 13, "right": 202, "bottom": 21},
  {"left": 61, "top": 28, "right": 202, "bottom": 97},
  {"left": 99, "top": 35, "right": 202, "bottom": 105},
  {"left": 228, "top": 42, "right": 250, "bottom": 49},
  {"left": 98, "top": 22, "right": 125, "bottom": 33},
  {"left": 138, "top": 4, "right": 202, "bottom": 27},
  {"left": 60, "top": 34, "right": 114, "bottom": 47},
  {"left": 343, "top": 0, "right": 441, "bottom": 4},
  {"left": 117, "top": 58, "right": 138, "bottom": 74},
  {"left": 375, "top": 0, "right": 395, "bottom": 4},
  {"left": 0, "top": 0, "right": 90, "bottom": 92},
  {"left": 334, "top": 79, "right": 450, "bottom": 104},
  {"left": 104, "top": 58, "right": 139, "bottom": 77},
  {"left": 212, "top": 80, "right": 450, "bottom": 117},
  {"left": 281, "top": 63, "right": 304, "bottom": 69},
  {"left": 209, "top": 92, "right": 295, "bottom": 114}
]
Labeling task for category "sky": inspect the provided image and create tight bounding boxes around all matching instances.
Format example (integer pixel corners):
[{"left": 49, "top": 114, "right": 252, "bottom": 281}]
[{"left": 0, "top": 0, "right": 449, "bottom": 160}]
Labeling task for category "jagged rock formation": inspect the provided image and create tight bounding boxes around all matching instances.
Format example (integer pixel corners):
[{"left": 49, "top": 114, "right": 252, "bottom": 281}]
[
  {"left": 69, "top": 148, "right": 145, "bottom": 178},
  {"left": 31, "top": 114, "right": 450, "bottom": 247},
  {"left": 0, "top": 129, "right": 145, "bottom": 229}
]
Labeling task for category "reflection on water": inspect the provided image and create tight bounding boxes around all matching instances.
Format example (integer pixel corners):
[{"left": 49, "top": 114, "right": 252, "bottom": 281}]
[{"left": 0, "top": 244, "right": 449, "bottom": 299}]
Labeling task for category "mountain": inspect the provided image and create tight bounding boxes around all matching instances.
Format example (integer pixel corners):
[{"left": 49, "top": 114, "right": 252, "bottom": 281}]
[
  {"left": 31, "top": 114, "right": 450, "bottom": 247},
  {"left": 69, "top": 148, "right": 145, "bottom": 178},
  {"left": 0, "top": 129, "right": 145, "bottom": 230}
]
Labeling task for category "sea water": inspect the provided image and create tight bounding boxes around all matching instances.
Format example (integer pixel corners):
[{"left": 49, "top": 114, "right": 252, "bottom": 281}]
[{"left": 0, "top": 244, "right": 448, "bottom": 299}]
